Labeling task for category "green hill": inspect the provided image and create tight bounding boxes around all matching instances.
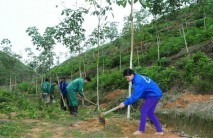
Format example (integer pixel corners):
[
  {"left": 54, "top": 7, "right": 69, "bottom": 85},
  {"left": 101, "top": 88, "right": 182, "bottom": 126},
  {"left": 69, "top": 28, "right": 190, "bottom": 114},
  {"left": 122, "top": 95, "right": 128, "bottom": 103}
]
[
  {"left": 0, "top": 51, "right": 34, "bottom": 86},
  {"left": 49, "top": 3, "right": 213, "bottom": 94}
]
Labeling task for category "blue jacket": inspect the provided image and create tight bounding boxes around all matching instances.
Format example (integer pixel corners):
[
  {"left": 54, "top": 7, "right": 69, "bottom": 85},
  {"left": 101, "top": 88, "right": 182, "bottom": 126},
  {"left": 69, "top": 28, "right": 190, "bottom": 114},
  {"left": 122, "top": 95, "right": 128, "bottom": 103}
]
[
  {"left": 59, "top": 81, "right": 68, "bottom": 95},
  {"left": 124, "top": 73, "right": 163, "bottom": 106}
]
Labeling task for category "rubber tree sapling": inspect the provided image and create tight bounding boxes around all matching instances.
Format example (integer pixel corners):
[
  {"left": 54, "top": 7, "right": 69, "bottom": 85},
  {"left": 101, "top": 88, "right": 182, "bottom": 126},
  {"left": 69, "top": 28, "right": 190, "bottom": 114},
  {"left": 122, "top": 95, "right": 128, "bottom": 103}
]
[
  {"left": 85, "top": 0, "right": 114, "bottom": 110},
  {"left": 54, "top": 7, "right": 88, "bottom": 77},
  {"left": 106, "top": 0, "right": 147, "bottom": 119},
  {"left": 26, "top": 26, "right": 56, "bottom": 73}
]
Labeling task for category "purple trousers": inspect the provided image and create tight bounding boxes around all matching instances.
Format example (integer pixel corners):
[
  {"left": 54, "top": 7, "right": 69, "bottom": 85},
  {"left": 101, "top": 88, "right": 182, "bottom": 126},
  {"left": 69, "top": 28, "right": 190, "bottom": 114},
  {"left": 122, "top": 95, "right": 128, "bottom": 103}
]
[{"left": 139, "top": 97, "right": 163, "bottom": 132}]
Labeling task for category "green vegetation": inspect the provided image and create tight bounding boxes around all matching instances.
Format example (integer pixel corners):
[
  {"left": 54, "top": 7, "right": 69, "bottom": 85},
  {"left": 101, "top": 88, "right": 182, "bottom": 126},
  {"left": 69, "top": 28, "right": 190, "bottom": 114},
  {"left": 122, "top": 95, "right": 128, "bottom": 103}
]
[
  {"left": 0, "top": 1, "right": 213, "bottom": 137},
  {"left": 0, "top": 51, "right": 34, "bottom": 86},
  {"left": 49, "top": 3, "right": 213, "bottom": 94}
]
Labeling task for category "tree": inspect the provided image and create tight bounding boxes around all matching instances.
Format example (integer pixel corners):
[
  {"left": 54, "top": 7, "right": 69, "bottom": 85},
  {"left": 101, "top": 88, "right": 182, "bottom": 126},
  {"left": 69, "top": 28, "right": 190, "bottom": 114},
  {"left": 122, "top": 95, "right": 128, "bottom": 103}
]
[
  {"left": 54, "top": 7, "right": 88, "bottom": 77},
  {"left": 26, "top": 26, "right": 56, "bottom": 72},
  {"left": 104, "top": 22, "right": 119, "bottom": 42},
  {"left": 107, "top": 0, "right": 147, "bottom": 119},
  {"left": 86, "top": 0, "right": 114, "bottom": 110},
  {"left": 0, "top": 38, "right": 12, "bottom": 54},
  {"left": 146, "top": 0, "right": 164, "bottom": 60},
  {"left": 1, "top": 39, "right": 16, "bottom": 91}
]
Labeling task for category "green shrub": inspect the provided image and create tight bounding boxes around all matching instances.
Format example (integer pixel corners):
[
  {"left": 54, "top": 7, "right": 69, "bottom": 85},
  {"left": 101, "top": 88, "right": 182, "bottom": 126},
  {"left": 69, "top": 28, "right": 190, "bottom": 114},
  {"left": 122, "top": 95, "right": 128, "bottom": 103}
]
[
  {"left": 85, "top": 69, "right": 126, "bottom": 91},
  {"left": 134, "top": 65, "right": 179, "bottom": 91},
  {"left": 195, "top": 19, "right": 204, "bottom": 28},
  {"left": 17, "top": 82, "right": 32, "bottom": 93},
  {"left": 176, "top": 52, "right": 213, "bottom": 93},
  {"left": 157, "top": 57, "right": 171, "bottom": 67}
]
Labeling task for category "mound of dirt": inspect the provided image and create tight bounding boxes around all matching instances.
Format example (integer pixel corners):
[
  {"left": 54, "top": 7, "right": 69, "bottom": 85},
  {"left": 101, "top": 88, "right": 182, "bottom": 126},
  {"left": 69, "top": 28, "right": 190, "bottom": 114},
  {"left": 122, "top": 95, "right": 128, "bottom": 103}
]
[
  {"left": 103, "top": 89, "right": 126, "bottom": 101},
  {"left": 163, "top": 92, "right": 213, "bottom": 108},
  {"left": 100, "top": 89, "right": 126, "bottom": 109},
  {"left": 72, "top": 117, "right": 180, "bottom": 137}
]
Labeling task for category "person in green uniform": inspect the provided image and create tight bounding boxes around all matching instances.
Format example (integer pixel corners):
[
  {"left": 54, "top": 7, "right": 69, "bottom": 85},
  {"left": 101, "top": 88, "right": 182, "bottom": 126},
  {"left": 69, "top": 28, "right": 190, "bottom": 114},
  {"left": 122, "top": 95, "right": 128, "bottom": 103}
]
[
  {"left": 66, "top": 77, "right": 91, "bottom": 116},
  {"left": 50, "top": 80, "right": 58, "bottom": 103},
  {"left": 41, "top": 78, "right": 51, "bottom": 103}
]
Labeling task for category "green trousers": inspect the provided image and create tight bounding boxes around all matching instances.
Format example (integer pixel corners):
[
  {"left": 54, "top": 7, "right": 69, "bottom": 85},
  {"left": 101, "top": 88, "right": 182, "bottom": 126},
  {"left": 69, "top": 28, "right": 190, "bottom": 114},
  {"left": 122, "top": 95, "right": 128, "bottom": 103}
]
[{"left": 67, "top": 89, "right": 78, "bottom": 106}]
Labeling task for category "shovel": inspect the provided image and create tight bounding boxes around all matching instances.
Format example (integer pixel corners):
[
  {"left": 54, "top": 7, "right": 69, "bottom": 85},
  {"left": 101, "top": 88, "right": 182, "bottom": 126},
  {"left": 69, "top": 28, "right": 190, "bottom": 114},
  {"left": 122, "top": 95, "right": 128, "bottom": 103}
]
[
  {"left": 77, "top": 94, "right": 98, "bottom": 112},
  {"left": 56, "top": 75, "right": 67, "bottom": 110},
  {"left": 99, "top": 105, "right": 120, "bottom": 126},
  {"left": 84, "top": 98, "right": 98, "bottom": 112}
]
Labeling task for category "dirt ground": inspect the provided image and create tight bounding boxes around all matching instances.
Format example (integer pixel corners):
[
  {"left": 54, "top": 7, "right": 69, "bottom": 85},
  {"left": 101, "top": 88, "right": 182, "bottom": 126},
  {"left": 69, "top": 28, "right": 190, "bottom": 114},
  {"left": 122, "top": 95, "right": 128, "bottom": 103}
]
[
  {"left": 20, "top": 117, "right": 180, "bottom": 138},
  {"left": 163, "top": 92, "right": 213, "bottom": 108},
  {"left": 2, "top": 90, "right": 213, "bottom": 137}
]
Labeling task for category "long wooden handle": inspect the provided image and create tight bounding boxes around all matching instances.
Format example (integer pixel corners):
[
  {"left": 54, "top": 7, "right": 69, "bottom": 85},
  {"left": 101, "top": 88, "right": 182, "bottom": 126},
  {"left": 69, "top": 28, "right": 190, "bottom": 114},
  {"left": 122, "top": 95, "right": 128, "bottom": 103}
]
[
  {"left": 84, "top": 98, "right": 97, "bottom": 106},
  {"left": 77, "top": 93, "right": 97, "bottom": 106},
  {"left": 103, "top": 106, "right": 120, "bottom": 115},
  {"left": 56, "top": 75, "right": 66, "bottom": 106}
]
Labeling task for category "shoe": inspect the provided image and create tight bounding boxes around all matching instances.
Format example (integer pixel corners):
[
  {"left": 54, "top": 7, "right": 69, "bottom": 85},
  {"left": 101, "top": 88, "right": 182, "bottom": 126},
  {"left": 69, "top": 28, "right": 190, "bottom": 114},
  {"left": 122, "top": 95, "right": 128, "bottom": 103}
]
[
  {"left": 72, "top": 106, "right": 78, "bottom": 117},
  {"left": 62, "top": 106, "right": 67, "bottom": 111},
  {"left": 69, "top": 106, "right": 74, "bottom": 115},
  {"left": 72, "top": 112, "right": 78, "bottom": 117},
  {"left": 155, "top": 132, "right": 164, "bottom": 135},
  {"left": 133, "top": 130, "right": 143, "bottom": 135}
]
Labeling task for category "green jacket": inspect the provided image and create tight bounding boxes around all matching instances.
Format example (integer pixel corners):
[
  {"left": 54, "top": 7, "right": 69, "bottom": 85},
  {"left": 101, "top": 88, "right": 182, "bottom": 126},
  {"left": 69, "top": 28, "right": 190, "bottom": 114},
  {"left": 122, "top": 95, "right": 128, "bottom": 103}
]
[
  {"left": 41, "top": 81, "right": 51, "bottom": 93},
  {"left": 50, "top": 84, "right": 55, "bottom": 93},
  {"left": 66, "top": 78, "right": 84, "bottom": 97}
]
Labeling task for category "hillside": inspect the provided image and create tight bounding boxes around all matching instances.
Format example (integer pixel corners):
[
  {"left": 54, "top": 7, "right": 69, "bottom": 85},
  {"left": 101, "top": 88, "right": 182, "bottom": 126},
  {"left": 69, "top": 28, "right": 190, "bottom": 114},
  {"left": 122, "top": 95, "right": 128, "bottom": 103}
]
[
  {"left": 49, "top": 3, "right": 213, "bottom": 94},
  {"left": 0, "top": 51, "right": 34, "bottom": 86},
  {"left": 1, "top": 2, "right": 213, "bottom": 138}
]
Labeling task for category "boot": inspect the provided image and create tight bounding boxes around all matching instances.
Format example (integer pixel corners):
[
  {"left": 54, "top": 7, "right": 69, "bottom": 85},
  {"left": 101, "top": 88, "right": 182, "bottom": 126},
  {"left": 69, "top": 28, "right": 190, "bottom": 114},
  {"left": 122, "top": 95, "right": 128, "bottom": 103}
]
[
  {"left": 69, "top": 106, "right": 74, "bottom": 115},
  {"left": 73, "top": 106, "right": 78, "bottom": 116}
]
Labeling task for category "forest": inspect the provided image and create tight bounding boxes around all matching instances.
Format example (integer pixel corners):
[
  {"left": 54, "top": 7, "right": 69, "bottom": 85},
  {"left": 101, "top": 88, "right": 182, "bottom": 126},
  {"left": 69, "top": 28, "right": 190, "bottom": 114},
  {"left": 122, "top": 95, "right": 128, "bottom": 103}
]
[{"left": 0, "top": 0, "right": 213, "bottom": 137}]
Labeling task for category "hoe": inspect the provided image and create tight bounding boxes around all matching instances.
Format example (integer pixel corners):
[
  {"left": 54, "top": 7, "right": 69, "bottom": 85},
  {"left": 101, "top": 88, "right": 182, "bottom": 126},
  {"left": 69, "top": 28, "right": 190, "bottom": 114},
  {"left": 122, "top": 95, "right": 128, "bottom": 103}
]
[{"left": 99, "top": 105, "right": 120, "bottom": 126}]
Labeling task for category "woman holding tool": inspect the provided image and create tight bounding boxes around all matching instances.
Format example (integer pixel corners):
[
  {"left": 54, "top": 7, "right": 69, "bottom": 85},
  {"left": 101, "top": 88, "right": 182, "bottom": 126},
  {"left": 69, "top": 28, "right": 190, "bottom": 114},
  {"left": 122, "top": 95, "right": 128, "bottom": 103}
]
[{"left": 119, "top": 68, "right": 163, "bottom": 136}]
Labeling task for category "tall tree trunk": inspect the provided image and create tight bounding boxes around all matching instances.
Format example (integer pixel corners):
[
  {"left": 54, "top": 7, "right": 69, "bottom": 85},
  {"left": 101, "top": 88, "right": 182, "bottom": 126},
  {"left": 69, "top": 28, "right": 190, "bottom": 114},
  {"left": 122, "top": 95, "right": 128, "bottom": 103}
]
[
  {"left": 83, "top": 53, "right": 86, "bottom": 77},
  {"left": 119, "top": 46, "right": 122, "bottom": 72},
  {"left": 137, "top": 48, "right": 140, "bottom": 66},
  {"left": 9, "top": 77, "right": 12, "bottom": 92},
  {"left": 102, "top": 50, "right": 105, "bottom": 74},
  {"left": 14, "top": 76, "right": 16, "bottom": 92},
  {"left": 36, "top": 74, "right": 38, "bottom": 94},
  {"left": 157, "top": 33, "right": 160, "bottom": 60},
  {"left": 79, "top": 45, "right": 82, "bottom": 77},
  {"left": 156, "top": 27, "right": 160, "bottom": 60},
  {"left": 203, "top": 6, "right": 206, "bottom": 30},
  {"left": 97, "top": 17, "right": 100, "bottom": 111},
  {"left": 181, "top": 24, "right": 189, "bottom": 54},
  {"left": 127, "top": 0, "right": 134, "bottom": 119},
  {"left": 102, "top": 58, "right": 105, "bottom": 74}
]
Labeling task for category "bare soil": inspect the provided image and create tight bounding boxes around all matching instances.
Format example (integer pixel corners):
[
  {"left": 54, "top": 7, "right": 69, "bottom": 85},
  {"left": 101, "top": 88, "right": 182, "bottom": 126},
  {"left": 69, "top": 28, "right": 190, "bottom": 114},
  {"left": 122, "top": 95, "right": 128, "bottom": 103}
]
[
  {"left": 2, "top": 90, "right": 212, "bottom": 137},
  {"left": 163, "top": 92, "right": 213, "bottom": 108}
]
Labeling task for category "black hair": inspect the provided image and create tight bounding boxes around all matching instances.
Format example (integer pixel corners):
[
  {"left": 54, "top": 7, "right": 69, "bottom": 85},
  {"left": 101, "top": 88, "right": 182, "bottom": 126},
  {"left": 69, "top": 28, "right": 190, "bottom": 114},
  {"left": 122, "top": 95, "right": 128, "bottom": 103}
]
[
  {"left": 45, "top": 78, "right": 49, "bottom": 82},
  {"left": 123, "top": 68, "right": 134, "bottom": 76},
  {"left": 59, "top": 76, "right": 66, "bottom": 79},
  {"left": 54, "top": 80, "right": 58, "bottom": 84},
  {"left": 84, "top": 77, "right": 91, "bottom": 82}
]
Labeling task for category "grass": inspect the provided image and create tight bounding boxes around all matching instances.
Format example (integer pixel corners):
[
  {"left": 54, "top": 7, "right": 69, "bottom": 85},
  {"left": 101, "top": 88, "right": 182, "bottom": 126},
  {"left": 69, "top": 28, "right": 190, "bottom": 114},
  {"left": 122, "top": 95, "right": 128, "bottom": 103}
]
[
  {"left": 0, "top": 121, "right": 32, "bottom": 137},
  {"left": 40, "top": 130, "right": 53, "bottom": 137},
  {"left": 1, "top": 90, "right": 213, "bottom": 137}
]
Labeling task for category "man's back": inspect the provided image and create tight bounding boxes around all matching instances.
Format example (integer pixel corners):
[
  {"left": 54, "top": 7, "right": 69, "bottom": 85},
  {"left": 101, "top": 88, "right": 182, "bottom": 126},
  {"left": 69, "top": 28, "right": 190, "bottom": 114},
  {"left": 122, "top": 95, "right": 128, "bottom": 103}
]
[{"left": 42, "top": 82, "right": 50, "bottom": 93}]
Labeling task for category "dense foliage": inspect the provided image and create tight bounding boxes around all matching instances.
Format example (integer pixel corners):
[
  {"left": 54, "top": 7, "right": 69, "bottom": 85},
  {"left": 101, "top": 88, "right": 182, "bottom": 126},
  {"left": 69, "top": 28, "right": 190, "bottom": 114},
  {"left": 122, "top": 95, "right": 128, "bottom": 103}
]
[
  {"left": 0, "top": 51, "right": 34, "bottom": 86},
  {"left": 49, "top": 3, "right": 213, "bottom": 94}
]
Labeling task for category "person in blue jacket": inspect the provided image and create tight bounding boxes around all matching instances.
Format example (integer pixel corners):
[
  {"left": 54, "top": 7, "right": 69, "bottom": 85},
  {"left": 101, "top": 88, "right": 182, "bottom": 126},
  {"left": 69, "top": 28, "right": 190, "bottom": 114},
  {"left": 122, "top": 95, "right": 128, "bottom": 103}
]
[
  {"left": 119, "top": 68, "right": 163, "bottom": 136},
  {"left": 59, "top": 77, "right": 68, "bottom": 110}
]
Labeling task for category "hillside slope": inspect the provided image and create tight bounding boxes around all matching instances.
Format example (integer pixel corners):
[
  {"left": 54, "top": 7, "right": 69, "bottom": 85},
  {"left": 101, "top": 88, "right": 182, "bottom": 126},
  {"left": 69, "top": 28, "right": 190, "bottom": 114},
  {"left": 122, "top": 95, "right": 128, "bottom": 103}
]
[
  {"left": 0, "top": 51, "right": 34, "bottom": 86},
  {"left": 49, "top": 3, "right": 213, "bottom": 94}
]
